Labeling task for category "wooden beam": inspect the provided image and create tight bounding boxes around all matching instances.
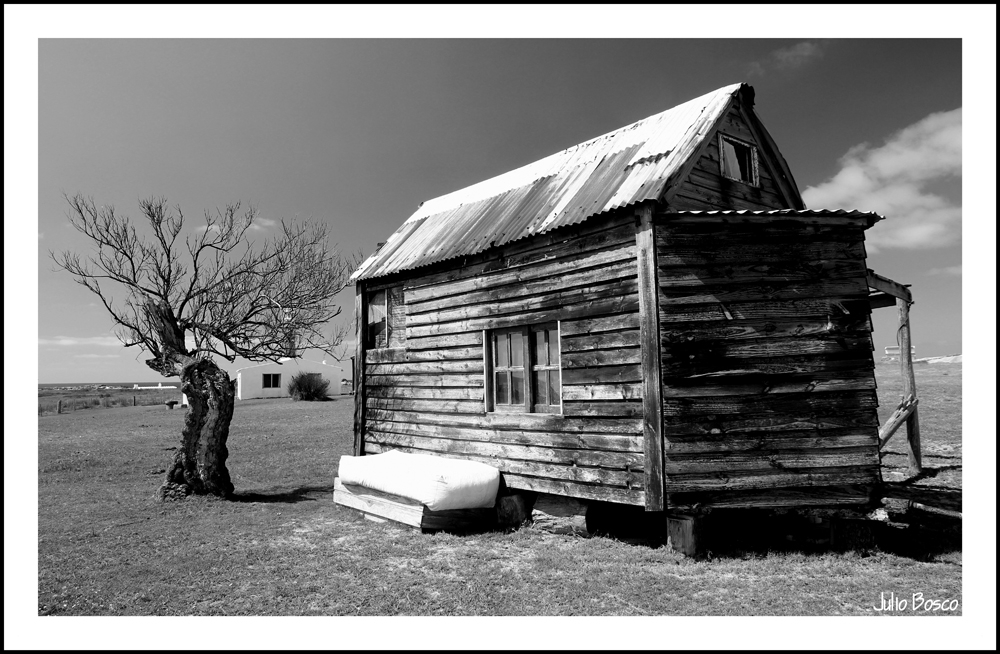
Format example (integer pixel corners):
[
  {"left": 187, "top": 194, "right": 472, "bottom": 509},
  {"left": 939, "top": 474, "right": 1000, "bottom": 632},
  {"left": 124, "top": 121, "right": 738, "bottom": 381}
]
[
  {"left": 866, "top": 270, "right": 912, "bottom": 303},
  {"left": 897, "top": 298, "right": 922, "bottom": 473},
  {"left": 353, "top": 283, "right": 368, "bottom": 456},
  {"left": 868, "top": 291, "right": 898, "bottom": 310},
  {"left": 878, "top": 394, "right": 918, "bottom": 449},
  {"left": 635, "top": 202, "right": 666, "bottom": 511}
]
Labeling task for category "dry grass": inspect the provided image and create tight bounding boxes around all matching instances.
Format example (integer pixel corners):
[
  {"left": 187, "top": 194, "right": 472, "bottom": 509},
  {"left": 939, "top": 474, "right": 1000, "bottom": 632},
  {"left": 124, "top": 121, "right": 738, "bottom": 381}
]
[{"left": 37, "top": 364, "right": 962, "bottom": 616}]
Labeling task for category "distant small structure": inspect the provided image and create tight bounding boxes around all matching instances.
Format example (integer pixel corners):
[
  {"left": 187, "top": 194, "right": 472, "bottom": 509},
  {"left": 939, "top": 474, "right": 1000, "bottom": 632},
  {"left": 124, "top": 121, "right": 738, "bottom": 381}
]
[
  {"left": 883, "top": 345, "right": 916, "bottom": 361},
  {"left": 235, "top": 358, "right": 346, "bottom": 400},
  {"left": 133, "top": 382, "right": 178, "bottom": 390}
]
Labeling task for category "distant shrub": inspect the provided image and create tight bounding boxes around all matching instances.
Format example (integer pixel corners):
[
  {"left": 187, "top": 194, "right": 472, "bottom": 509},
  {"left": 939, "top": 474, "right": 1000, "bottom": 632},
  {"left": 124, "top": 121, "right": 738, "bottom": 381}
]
[{"left": 287, "top": 372, "right": 330, "bottom": 402}]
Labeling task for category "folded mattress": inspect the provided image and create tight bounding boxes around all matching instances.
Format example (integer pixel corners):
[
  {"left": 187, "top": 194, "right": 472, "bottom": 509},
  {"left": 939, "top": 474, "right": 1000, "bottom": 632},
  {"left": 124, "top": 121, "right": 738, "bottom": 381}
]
[{"left": 338, "top": 450, "right": 500, "bottom": 512}]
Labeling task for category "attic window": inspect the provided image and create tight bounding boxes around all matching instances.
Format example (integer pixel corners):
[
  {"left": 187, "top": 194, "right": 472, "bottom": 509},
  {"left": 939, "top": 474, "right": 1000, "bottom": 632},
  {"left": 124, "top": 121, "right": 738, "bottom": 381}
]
[{"left": 719, "top": 135, "right": 758, "bottom": 186}]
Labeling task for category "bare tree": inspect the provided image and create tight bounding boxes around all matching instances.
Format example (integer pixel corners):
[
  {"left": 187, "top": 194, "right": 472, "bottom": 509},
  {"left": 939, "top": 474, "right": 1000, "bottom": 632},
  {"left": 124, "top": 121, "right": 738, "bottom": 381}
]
[{"left": 53, "top": 194, "right": 357, "bottom": 499}]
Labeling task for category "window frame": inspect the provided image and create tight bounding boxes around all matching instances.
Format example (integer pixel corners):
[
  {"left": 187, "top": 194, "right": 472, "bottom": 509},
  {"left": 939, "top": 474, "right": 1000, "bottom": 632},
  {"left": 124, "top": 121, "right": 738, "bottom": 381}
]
[
  {"left": 262, "top": 373, "right": 281, "bottom": 389},
  {"left": 484, "top": 322, "right": 562, "bottom": 415},
  {"left": 366, "top": 285, "right": 405, "bottom": 349},
  {"left": 718, "top": 133, "right": 759, "bottom": 187}
]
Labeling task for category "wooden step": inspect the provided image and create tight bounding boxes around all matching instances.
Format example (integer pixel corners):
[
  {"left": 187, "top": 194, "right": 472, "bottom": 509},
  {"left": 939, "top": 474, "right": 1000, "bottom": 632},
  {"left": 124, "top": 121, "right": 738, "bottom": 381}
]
[{"left": 333, "top": 478, "right": 497, "bottom": 532}]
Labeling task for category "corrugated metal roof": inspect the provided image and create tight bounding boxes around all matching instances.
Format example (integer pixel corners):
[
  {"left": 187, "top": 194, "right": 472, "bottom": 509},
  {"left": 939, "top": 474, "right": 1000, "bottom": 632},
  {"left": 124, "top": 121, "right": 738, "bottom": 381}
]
[{"left": 353, "top": 83, "right": 745, "bottom": 282}]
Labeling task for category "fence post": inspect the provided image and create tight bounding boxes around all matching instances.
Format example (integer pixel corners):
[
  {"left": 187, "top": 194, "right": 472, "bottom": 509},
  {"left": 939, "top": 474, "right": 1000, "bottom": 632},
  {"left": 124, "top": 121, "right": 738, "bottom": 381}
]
[
  {"left": 133, "top": 395, "right": 136, "bottom": 407},
  {"left": 57, "top": 399, "right": 62, "bottom": 414}
]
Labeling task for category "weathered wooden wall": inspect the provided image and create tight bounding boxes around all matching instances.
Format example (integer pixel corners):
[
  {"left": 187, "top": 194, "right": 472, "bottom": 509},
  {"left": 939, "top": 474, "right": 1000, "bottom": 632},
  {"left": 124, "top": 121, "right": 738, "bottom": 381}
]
[
  {"left": 655, "top": 215, "right": 882, "bottom": 509},
  {"left": 669, "top": 104, "right": 790, "bottom": 212},
  {"left": 361, "top": 212, "right": 647, "bottom": 505}
]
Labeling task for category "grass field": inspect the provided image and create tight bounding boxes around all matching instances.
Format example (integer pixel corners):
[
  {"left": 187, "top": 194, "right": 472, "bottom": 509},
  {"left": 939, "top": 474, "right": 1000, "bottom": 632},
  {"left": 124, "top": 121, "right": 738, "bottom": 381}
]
[{"left": 36, "top": 362, "right": 963, "bottom": 617}]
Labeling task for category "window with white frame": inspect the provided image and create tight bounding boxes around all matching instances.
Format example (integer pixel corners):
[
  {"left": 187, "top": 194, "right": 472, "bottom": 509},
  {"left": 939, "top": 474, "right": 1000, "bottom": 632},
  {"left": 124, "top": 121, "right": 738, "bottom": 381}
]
[
  {"left": 262, "top": 373, "right": 281, "bottom": 389},
  {"left": 719, "top": 134, "right": 759, "bottom": 186},
  {"left": 487, "top": 323, "right": 561, "bottom": 414}
]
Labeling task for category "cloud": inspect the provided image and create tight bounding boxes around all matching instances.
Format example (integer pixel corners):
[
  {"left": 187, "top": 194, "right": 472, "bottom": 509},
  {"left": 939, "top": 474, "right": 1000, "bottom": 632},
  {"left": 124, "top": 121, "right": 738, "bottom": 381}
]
[
  {"left": 802, "top": 108, "right": 962, "bottom": 253},
  {"left": 748, "top": 40, "right": 826, "bottom": 77},
  {"left": 248, "top": 217, "right": 277, "bottom": 232},
  {"left": 73, "top": 353, "right": 120, "bottom": 359},
  {"left": 38, "top": 335, "right": 122, "bottom": 347},
  {"left": 194, "top": 223, "right": 222, "bottom": 234},
  {"left": 926, "top": 265, "right": 962, "bottom": 276}
]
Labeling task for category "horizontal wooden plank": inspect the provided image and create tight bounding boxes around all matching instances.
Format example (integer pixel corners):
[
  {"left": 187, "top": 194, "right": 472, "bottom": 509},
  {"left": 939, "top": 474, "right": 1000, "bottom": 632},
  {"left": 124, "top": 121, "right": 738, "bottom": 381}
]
[
  {"left": 667, "top": 485, "right": 873, "bottom": 510},
  {"left": 670, "top": 185, "right": 777, "bottom": 212},
  {"left": 654, "top": 222, "right": 863, "bottom": 243},
  {"left": 662, "top": 335, "right": 873, "bottom": 362},
  {"left": 366, "top": 346, "right": 483, "bottom": 364},
  {"left": 663, "top": 429, "right": 878, "bottom": 454},
  {"left": 661, "top": 410, "right": 879, "bottom": 437},
  {"left": 562, "top": 401, "right": 644, "bottom": 418},
  {"left": 662, "top": 446, "right": 879, "bottom": 475},
  {"left": 502, "top": 473, "right": 644, "bottom": 506},
  {"left": 562, "top": 348, "right": 641, "bottom": 368},
  {"left": 407, "top": 296, "right": 640, "bottom": 338},
  {"left": 658, "top": 279, "right": 869, "bottom": 305},
  {"left": 404, "top": 332, "right": 484, "bottom": 351},
  {"left": 406, "top": 278, "right": 639, "bottom": 328},
  {"left": 367, "top": 386, "right": 484, "bottom": 401},
  {"left": 662, "top": 352, "right": 874, "bottom": 378},
  {"left": 403, "top": 219, "right": 636, "bottom": 292},
  {"left": 366, "top": 373, "right": 484, "bottom": 388},
  {"left": 660, "top": 316, "right": 871, "bottom": 345},
  {"left": 369, "top": 409, "right": 642, "bottom": 435},
  {"left": 658, "top": 211, "right": 875, "bottom": 228},
  {"left": 660, "top": 375, "right": 876, "bottom": 398},
  {"left": 561, "top": 329, "right": 641, "bottom": 352},
  {"left": 657, "top": 259, "right": 867, "bottom": 289},
  {"left": 365, "top": 431, "right": 642, "bottom": 468},
  {"left": 365, "top": 360, "right": 484, "bottom": 376},
  {"left": 658, "top": 297, "right": 873, "bottom": 323},
  {"left": 662, "top": 390, "right": 879, "bottom": 418},
  {"left": 563, "top": 383, "right": 643, "bottom": 401},
  {"left": 561, "top": 364, "right": 643, "bottom": 385},
  {"left": 364, "top": 417, "right": 643, "bottom": 452},
  {"left": 406, "top": 244, "right": 637, "bottom": 309},
  {"left": 655, "top": 239, "right": 866, "bottom": 267},
  {"left": 366, "top": 398, "right": 485, "bottom": 415},
  {"left": 560, "top": 313, "right": 640, "bottom": 336},
  {"left": 663, "top": 465, "right": 881, "bottom": 493},
  {"left": 364, "top": 442, "right": 642, "bottom": 487}
]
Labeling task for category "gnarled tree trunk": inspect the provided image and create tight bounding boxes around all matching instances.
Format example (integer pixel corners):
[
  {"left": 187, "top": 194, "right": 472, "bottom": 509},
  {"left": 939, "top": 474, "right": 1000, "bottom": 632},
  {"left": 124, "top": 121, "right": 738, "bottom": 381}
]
[{"left": 158, "top": 358, "right": 236, "bottom": 500}]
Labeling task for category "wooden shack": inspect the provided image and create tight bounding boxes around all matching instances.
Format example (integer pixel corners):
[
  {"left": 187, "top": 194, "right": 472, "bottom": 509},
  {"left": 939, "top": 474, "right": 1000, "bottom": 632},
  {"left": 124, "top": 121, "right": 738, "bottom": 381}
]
[{"left": 349, "top": 82, "right": 913, "bottom": 523}]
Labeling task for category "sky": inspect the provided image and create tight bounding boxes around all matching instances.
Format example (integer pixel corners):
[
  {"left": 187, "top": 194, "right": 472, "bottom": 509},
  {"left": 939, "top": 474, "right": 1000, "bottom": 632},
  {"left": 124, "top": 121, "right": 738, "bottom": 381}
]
[
  {"left": 7, "top": 6, "right": 997, "bottom": 649},
  {"left": 28, "top": 35, "right": 981, "bottom": 384}
]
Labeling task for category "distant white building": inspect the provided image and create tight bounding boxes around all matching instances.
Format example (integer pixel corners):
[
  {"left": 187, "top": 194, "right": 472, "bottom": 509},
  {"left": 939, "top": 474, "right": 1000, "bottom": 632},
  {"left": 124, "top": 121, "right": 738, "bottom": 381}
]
[{"left": 235, "top": 358, "right": 346, "bottom": 400}]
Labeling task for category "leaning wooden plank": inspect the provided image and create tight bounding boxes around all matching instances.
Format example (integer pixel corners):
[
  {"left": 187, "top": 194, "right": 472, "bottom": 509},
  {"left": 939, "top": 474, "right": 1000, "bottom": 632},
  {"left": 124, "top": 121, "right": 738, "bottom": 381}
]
[
  {"left": 866, "top": 269, "right": 912, "bottom": 302},
  {"left": 878, "top": 394, "right": 918, "bottom": 450},
  {"left": 333, "top": 478, "right": 496, "bottom": 531}
]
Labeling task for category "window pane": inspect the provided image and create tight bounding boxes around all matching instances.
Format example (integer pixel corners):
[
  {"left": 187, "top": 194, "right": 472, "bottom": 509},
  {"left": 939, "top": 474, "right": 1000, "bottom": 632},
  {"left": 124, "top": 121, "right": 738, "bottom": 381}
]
[
  {"left": 510, "top": 331, "right": 523, "bottom": 367},
  {"left": 495, "top": 372, "right": 509, "bottom": 405},
  {"left": 736, "top": 145, "right": 753, "bottom": 181},
  {"left": 534, "top": 329, "right": 547, "bottom": 365},
  {"left": 722, "top": 140, "right": 741, "bottom": 179},
  {"left": 547, "top": 327, "right": 559, "bottom": 364},
  {"left": 533, "top": 370, "right": 546, "bottom": 405},
  {"left": 496, "top": 334, "right": 509, "bottom": 367},
  {"left": 548, "top": 370, "right": 560, "bottom": 405},
  {"left": 367, "top": 290, "right": 386, "bottom": 323},
  {"left": 511, "top": 369, "right": 524, "bottom": 404}
]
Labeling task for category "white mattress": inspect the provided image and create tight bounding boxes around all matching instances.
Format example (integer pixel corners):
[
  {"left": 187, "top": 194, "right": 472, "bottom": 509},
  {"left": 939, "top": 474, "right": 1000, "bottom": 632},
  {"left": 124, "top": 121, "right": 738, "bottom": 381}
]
[{"left": 338, "top": 450, "right": 500, "bottom": 511}]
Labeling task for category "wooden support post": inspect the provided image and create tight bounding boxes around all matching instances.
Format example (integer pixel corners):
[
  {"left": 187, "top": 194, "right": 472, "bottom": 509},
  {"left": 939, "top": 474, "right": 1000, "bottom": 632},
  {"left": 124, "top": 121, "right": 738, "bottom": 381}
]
[
  {"left": 878, "top": 394, "right": 918, "bottom": 449},
  {"left": 57, "top": 399, "right": 62, "bottom": 414},
  {"left": 897, "top": 298, "right": 921, "bottom": 474},
  {"left": 353, "top": 283, "right": 368, "bottom": 457},
  {"left": 666, "top": 514, "right": 700, "bottom": 557},
  {"left": 635, "top": 202, "right": 665, "bottom": 512}
]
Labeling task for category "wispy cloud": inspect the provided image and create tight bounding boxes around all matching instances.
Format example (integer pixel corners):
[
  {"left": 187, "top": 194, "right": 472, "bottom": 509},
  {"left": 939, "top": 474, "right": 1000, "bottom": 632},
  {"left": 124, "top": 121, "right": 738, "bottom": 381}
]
[
  {"left": 73, "top": 353, "right": 120, "bottom": 359},
  {"left": 926, "top": 265, "right": 962, "bottom": 276},
  {"left": 194, "top": 223, "right": 222, "bottom": 235},
  {"left": 39, "top": 335, "right": 122, "bottom": 347},
  {"left": 748, "top": 40, "right": 826, "bottom": 77},
  {"left": 249, "top": 217, "right": 277, "bottom": 232},
  {"left": 802, "top": 108, "right": 962, "bottom": 253}
]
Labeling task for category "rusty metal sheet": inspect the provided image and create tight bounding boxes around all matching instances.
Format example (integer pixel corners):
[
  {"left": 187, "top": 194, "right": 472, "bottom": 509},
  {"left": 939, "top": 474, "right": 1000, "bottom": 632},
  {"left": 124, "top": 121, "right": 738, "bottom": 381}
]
[{"left": 352, "top": 83, "right": 747, "bottom": 282}]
